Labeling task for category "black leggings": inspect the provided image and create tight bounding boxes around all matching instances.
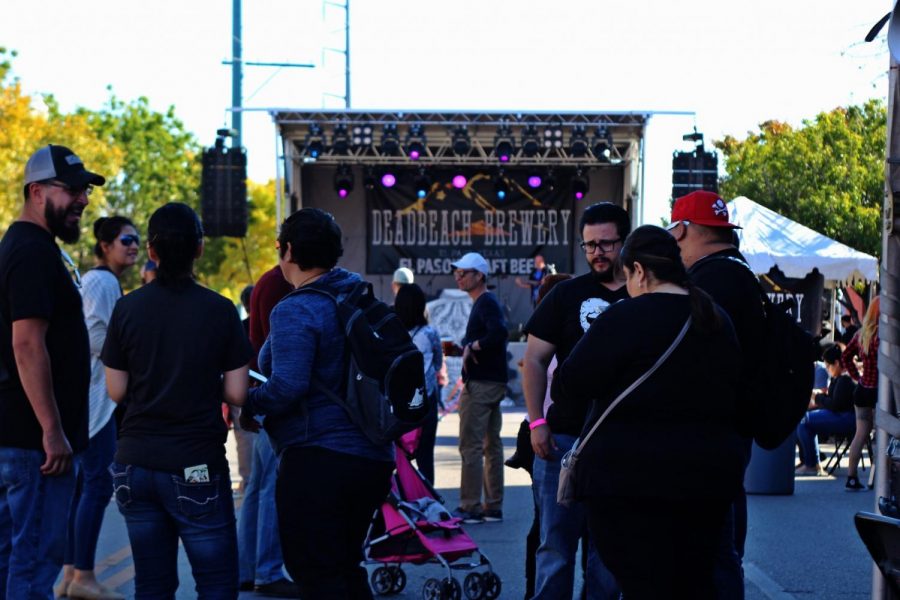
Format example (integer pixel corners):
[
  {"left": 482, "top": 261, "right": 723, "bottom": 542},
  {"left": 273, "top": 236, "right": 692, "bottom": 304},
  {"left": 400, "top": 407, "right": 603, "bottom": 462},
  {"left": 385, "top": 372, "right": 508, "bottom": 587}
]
[
  {"left": 276, "top": 445, "right": 393, "bottom": 599},
  {"left": 587, "top": 496, "right": 731, "bottom": 600}
]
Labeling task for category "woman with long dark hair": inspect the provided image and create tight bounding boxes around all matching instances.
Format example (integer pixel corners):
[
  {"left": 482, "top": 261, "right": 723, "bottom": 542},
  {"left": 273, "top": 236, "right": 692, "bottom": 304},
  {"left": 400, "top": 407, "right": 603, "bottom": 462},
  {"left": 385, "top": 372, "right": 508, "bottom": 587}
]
[
  {"left": 555, "top": 225, "right": 745, "bottom": 598},
  {"left": 394, "top": 282, "right": 442, "bottom": 483},
  {"left": 101, "top": 203, "right": 251, "bottom": 598},
  {"left": 56, "top": 217, "right": 138, "bottom": 600}
]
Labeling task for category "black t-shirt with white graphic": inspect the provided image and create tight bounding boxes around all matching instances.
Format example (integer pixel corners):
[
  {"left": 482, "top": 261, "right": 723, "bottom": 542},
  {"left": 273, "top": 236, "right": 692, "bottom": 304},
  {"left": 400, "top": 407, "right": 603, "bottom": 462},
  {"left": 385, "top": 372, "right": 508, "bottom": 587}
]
[{"left": 524, "top": 273, "right": 629, "bottom": 436}]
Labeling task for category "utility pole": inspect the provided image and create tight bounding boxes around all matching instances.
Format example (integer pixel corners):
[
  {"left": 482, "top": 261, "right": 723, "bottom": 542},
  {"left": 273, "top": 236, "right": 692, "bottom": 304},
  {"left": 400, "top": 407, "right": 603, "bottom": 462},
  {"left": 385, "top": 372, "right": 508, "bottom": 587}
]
[{"left": 232, "top": 0, "right": 242, "bottom": 149}]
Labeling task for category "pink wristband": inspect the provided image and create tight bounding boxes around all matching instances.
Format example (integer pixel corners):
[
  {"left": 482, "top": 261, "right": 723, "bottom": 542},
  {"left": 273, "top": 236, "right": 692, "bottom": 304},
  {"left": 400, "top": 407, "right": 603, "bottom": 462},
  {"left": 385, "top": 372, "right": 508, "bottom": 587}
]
[{"left": 529, "top": 418, "right": 547, "bottom": 430}]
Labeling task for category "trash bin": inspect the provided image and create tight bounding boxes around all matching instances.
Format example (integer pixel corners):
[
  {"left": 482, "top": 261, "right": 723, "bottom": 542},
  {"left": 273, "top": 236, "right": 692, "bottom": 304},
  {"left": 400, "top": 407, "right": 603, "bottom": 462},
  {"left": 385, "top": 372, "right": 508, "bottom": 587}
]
[{"left": 744, "top": 436, "right": 795, "bottom": 495}]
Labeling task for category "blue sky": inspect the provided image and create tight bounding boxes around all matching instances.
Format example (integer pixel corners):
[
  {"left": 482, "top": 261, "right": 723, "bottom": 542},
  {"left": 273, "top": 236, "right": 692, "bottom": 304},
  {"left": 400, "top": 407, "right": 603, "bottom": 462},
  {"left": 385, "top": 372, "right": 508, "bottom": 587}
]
[{"left": 0, "top": 0, "right": 891, "bottom": 225}]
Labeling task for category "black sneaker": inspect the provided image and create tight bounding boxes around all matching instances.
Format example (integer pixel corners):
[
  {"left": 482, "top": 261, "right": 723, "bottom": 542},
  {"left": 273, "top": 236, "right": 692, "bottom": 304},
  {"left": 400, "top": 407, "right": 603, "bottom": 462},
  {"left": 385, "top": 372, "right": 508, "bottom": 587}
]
[
  {"left": 846, "top": 476, "right": 865, "bottom": 491},
  {"left": 453, "top": 508, "right": 485, "bottom": 524},
  {"left": 483, "top": 509, "right": 503, "bottom": 522},
  {"left": 254, "top": 578, "right": 301, "bottom": 598},
  {"left": 239, "top": 581, "right": 255, "bottom": 592}
]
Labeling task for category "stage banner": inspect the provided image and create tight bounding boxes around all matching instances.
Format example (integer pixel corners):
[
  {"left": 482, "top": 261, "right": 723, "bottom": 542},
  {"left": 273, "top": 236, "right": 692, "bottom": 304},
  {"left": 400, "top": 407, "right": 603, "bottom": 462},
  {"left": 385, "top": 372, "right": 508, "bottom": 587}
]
[{"left": 367, "top": 167, "right": 576, "bottom": 275}]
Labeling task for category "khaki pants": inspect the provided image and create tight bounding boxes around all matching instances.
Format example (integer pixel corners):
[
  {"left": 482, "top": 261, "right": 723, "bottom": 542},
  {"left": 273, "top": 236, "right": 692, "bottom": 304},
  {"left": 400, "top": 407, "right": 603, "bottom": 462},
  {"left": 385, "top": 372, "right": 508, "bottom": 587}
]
[{"left": 458, "top": 379, "right": 505, "bottom": 512}]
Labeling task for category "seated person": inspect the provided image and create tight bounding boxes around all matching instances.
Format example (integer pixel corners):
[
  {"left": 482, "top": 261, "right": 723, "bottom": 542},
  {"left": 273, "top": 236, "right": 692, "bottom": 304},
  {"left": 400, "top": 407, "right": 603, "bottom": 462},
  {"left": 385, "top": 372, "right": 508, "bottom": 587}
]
[{"left": 795, "top": 344, "right": 856, "bottom": 475}]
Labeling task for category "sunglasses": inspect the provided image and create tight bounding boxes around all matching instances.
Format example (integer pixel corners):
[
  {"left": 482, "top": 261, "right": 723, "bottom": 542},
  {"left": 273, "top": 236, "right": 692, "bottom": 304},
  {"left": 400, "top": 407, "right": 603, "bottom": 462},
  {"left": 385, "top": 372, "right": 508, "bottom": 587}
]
[
  {"left": 44, "top": 181, "right": 94, "bottom": 198},
  {"left": 119, "top": 234, "right": 140, "bottom": 247}
]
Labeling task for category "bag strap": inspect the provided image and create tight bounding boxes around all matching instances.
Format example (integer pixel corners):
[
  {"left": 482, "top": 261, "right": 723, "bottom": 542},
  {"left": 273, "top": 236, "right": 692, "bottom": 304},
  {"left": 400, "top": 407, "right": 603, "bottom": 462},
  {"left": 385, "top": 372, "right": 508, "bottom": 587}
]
[{"left": 571, "top": 316, "right": 692, "bottom": 459}]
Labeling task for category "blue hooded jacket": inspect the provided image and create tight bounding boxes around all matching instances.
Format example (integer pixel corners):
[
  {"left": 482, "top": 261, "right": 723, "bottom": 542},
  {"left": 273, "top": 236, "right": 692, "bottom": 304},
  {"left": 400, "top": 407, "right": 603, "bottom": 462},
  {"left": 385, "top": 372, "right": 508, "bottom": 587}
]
[{"left": 247, "top": 268, "right": 393, "bottom": 462}]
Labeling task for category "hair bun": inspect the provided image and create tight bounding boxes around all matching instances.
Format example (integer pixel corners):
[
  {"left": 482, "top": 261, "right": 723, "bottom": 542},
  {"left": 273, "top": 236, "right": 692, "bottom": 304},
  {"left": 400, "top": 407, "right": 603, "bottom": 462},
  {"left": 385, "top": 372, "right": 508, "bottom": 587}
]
[{"left": 93, "top": 217, "right": 109, "bottom": 239}]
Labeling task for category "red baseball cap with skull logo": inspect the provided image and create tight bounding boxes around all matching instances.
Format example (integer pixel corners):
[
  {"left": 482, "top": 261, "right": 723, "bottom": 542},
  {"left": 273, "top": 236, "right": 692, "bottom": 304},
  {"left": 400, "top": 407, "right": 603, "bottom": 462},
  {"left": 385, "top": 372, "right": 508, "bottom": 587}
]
[{"left": 670, "top": 190, "right": 741, "bottom": 228}]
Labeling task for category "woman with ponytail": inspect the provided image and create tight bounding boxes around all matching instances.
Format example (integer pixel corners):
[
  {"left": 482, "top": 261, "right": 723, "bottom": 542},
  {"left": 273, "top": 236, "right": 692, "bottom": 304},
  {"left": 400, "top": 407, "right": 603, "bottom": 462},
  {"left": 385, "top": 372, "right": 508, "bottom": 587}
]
[
  {"left": 556, "top": 225, "right": 745, "bottom": 599},
  {"left": 56, "top": 216, "right": 138, "bottom": 600},
  {"left": 841, "top": 295, "right": 880, "bottom": 491},
  {"left": 101, "top": 203, "right": 252, "bottom": 598}
]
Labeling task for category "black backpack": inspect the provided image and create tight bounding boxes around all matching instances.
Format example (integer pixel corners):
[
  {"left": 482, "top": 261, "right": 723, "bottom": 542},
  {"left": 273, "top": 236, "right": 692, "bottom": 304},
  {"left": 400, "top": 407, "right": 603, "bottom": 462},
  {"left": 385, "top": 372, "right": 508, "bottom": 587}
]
[
  {"left": 298, "top": 280, "right": 432, "bottom": 446},
  {"left": 706, "top": 257, "right": 817, "bottom": 450}
]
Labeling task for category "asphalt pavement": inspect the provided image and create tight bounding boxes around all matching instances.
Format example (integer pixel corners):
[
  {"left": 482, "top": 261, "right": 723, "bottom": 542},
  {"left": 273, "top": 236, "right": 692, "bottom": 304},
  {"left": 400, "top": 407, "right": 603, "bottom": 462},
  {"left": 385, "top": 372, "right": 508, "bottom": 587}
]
[{"left": 79, "top": 407, "right": 878, "bottom": 599}]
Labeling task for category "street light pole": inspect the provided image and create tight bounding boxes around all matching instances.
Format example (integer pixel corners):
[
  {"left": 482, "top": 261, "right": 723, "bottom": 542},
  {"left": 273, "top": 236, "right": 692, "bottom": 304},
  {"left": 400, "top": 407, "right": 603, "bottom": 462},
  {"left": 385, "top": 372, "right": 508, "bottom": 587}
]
[{"left": 232, "top": 0, "right": 243, "bottom": 149}]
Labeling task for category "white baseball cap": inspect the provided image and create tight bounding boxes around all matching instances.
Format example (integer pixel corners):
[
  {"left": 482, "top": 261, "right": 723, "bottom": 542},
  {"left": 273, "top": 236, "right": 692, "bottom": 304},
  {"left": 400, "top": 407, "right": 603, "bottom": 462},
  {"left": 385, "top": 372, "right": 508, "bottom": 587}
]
[
  {"left": 451, "top": 252, "right": 490, "bottom": 276},
  {"left": 393, "top": 267, "right": 414, "bottom": 284}
]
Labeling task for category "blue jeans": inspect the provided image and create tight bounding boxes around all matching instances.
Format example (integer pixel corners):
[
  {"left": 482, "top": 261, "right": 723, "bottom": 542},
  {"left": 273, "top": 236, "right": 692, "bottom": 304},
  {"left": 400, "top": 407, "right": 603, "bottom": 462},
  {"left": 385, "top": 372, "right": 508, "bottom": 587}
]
[
  {"left": 111, "top": 463, "right": 238, "bottom": 599},
  {"left": 0, "top": 446, "right": 77, "bottom": 600},
  {"left": 532, "top": 433, "right": 619, "bottom": 600},
  {"left": 64, "top": 418, "right": 116, "bottom": 569},
  {"left": 238, "top": 431, "right": 284, "bottom": 585},
  {"left": 796, "top": 409, "right": 856, "bottom": 467}
]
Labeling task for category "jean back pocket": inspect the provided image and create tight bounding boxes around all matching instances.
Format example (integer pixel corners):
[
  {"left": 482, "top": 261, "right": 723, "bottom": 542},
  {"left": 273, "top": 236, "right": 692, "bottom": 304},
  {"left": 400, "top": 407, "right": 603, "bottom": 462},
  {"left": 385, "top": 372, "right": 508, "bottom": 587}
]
[{"left": 173, "top": 475, "right": 221, "bottom": 520}]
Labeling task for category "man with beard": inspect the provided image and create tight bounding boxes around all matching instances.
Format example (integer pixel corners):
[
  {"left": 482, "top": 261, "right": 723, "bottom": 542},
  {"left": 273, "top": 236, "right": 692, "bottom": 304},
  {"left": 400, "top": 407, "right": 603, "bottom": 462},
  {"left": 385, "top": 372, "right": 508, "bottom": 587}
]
[
  {"left": 668, "top": 190, "right": 765, "bottom": 599},
  {"left": 0, "top": 145, "right": 102, "bottom": 597},
  {"left": 522, "top": 202, "right": 629, "bottom": 599}
]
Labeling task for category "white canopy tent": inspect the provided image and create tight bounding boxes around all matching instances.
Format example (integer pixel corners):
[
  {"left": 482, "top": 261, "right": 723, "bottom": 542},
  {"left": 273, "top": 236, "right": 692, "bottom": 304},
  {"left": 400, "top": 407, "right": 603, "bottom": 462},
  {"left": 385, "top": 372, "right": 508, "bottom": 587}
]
[{"left": 727, "top": 196, "right": 879, "bottom": 284}]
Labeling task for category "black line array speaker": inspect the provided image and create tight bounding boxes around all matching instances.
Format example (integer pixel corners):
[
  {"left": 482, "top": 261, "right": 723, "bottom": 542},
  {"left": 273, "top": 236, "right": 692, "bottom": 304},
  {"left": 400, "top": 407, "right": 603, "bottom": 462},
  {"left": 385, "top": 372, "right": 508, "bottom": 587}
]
[
  {"left": 201, "top": 146, "right": 248, "bottom": 237},
  {"left": 672, "top": 149, "right": 718, "bottom": 201}
]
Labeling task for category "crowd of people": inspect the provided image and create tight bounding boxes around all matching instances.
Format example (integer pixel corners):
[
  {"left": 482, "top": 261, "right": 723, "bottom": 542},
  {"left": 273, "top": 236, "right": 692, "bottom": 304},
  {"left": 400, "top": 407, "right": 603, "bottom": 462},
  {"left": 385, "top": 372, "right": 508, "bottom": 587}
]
[{"left": 0, "top": 144, "right": 879, "bottom": 600}]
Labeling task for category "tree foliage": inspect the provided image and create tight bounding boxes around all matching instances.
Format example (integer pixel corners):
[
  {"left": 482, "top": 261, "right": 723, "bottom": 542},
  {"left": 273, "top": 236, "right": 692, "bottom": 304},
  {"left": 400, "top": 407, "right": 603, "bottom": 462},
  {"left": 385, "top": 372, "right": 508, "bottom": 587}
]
[
  {"left": 716, "top": 99, "right": 885, "bottom": 258},
  {"left": 0, "top": 48, "right": 277, "bottom": 299}
]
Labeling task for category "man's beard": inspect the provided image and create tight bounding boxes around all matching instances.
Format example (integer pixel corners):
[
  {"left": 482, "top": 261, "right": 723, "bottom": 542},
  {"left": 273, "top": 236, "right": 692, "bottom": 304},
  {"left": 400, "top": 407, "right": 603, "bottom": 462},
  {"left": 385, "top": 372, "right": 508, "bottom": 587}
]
[
  {"left": 45, "top": 200, "right": 81, "bottom": 244},
  {"left": 590, "top": 258, "right": 615, "bottom": 283}
]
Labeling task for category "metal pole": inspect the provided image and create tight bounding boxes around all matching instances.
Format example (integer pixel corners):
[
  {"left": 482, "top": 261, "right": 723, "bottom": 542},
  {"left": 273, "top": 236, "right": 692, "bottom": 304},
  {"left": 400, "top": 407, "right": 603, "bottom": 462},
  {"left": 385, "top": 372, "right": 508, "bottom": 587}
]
[
  {"left": 232, "top": 0, "right": 242, "bottom": 149},
  {"left": 345, "top": 0, "right": 351, "bottom": 108}
]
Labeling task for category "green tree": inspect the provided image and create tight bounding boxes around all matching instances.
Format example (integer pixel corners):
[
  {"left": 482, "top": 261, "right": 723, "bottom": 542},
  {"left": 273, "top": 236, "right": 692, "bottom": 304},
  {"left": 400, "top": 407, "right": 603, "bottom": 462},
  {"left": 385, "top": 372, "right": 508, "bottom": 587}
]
[{"left": 717, "top": 99, "right": 885, "bottom": 258}]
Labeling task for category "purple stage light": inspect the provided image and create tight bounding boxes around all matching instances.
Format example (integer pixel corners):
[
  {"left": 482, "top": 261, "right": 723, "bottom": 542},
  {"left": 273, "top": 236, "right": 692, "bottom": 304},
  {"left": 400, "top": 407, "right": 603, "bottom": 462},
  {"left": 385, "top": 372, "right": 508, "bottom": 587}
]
[
  {"left": 575, "top": 191, "right": 584, "bottom": 200},
  {"left": 410, "top": 150, "right": 420, "bottom": 160},
  {"left": 338, "top": 189, "right": 349, "bottom": 198},
  {"left": 499, "top": 155, "right": 509, "bottom": 163},
  {"left": 452, "top": 175, "right": 467, "bottom": 189},
  {"left": 528, "top": 175, "right": 542, "bottom": 188},
  {"left": 381, "top": 173, "right": 396, "bottom": 188}
]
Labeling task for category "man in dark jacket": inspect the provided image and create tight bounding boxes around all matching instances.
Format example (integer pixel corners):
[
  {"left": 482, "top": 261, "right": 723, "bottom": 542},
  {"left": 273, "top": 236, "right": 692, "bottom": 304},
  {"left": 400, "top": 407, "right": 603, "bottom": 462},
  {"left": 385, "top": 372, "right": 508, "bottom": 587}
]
[
  {"left": 670, "top": 190, "right": 765, "bottom": 599},
  {"left": 451, "top": 252, "right": 508, "bottom": 524}
]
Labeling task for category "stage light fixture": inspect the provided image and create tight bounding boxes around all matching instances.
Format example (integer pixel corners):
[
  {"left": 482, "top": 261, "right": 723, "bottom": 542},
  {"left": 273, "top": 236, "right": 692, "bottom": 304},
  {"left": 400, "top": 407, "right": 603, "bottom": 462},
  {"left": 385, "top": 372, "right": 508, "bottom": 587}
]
[
  {"left": 363, "top": 167, "right": 377, "bottom": 190},
  {"left": 304, "top": 123, "right": 325, "bottom": 159},
  {"left": 451, "top": 126, "right": 471, "bottom": 156},
  {"left": 452, "top": 174, "right": 468, "bottom": 189},
  {"left": 494, "top": 171, "right": 510, "bottom": 200},
  {"left": 494, "top": 125, "right": 515, "bottom": 163},
  {"left": 571, "top": 170, "right": 589, "bottom": 200},
  {"left": 544, "top": 123, "right": 563, "bottom": 149},
  {"left": 332, "top": 124, "right": 350, "bottom": 155},
  {"left": 351, "top": 124, "right": 373, "bottom": 150},
  {"left": 334, "top": 165, "right": 354, "bottom": 198},
  {"left": 569, "top": 126, "right": 589, "bottom": 157},
  {"left": 521, "top": 125, "right": 541, "bottom": 157},
  {"left": 413, "top": 168, "right": 432, "bottom": 199},
  {"left": 381, "top": 172, "right": 397, "bottom": 188},
  {"left": 592, "top": 127, "right": 613, "bottom": 162},
  {"left": 406, "top": 124, "right": 427, "bottom": 161},
  {"left": 526, "top": 170, "right": 543, "bottom": 189},
  {"left": 380, "top": 124, "right": 401, "bottom": 155}
]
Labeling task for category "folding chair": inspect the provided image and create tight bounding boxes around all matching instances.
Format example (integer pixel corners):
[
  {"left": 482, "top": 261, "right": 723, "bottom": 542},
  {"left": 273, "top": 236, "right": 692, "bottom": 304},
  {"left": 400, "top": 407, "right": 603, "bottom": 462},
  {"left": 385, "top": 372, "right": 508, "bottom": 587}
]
[{"left": 824, "top": 432, "right": 874, "bottom": 476}]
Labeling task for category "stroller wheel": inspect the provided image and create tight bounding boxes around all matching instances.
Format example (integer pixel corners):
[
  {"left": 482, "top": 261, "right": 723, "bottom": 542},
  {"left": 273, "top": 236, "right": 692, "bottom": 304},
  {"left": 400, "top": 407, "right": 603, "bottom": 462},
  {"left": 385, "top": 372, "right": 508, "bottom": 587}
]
[
  {"left": 388, "top": 566, "right": 406, "bottom": 593},
  {"left": 463, "top": 572, "right": 483, "bottom": 599},
  {"left": 441, "top": 578, "right": 462, "bottom": 600},
  {"left": 422, "top": 578, "right": 442, "bottom": 600},
  {"left": 480, "top": 572, "right": 501, "bottom": 600},
  {"left": 371, "top": 566, "right": 394, "bottom": 595}
]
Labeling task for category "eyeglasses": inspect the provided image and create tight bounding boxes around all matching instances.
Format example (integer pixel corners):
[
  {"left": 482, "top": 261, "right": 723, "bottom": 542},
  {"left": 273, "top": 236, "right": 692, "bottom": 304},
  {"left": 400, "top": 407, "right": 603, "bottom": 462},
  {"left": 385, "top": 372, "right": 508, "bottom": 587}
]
[
  {"left": 666, "top": 220, "right": 690, "bottom": 241},
  {"left": 579, "top": 238, "right": 622, "bottom": 254},
  {"left": 119, "top": 234, "right": 140, "bottom": 247},
  {"left": 59, "top": 248, "right": 82, "bottom": 289},
  {"left": 44, "top": 181, "right": 93, "bottom": 199},
  {"left": 453, "top": 269, "right": 477, "bottom": 278}
]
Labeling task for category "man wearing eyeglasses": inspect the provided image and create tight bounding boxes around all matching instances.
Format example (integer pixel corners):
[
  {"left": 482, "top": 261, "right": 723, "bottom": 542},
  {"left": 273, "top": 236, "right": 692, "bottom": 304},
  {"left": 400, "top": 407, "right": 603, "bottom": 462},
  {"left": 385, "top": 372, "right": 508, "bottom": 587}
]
[
  {"left": 450, "top": 252, "right": 508, "bottom": 525},
  {"left": 669, "top": 190, "right": 764, "bottom": 600},
  {"left": 522, "top": 202, "right": 629, "bottom": 600},
  {"left": 0, "top": 145, "right": 104, "bottom": 597}
]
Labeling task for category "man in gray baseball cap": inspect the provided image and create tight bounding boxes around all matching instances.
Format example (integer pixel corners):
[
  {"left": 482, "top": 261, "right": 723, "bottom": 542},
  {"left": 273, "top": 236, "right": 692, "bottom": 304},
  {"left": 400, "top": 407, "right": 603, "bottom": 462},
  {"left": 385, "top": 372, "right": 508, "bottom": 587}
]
[{"left": 0, "top": 145, "right": 103, "bottom": 597}]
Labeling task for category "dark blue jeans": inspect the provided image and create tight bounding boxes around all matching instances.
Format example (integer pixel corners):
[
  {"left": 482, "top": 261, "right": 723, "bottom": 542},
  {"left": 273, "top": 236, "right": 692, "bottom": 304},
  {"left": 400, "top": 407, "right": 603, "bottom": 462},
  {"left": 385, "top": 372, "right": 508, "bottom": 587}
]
[
  {"left": 64, "top": 418, "right": 116, "bottom": 570},
  {"left": 111, "top": 463, "right": 238, "bottom": 599}
]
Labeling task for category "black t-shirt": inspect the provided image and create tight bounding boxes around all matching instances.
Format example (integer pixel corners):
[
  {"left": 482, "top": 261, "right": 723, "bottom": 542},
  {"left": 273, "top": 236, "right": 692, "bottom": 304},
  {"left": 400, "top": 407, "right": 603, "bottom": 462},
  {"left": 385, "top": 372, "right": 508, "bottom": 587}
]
[
  {"left": 815, "top": 373, "right": 855, "bottom": 413},
  {"left": 556, "top": 293, "right": 745, "bottom": 500},
  {"left": 461, "top": 291, "right": 509, "bottom": 384},
  {"left": 524, "top": 273, "right": 629, "bottom": 435},
  {"left": 0, "top": 222, "right": 90, "bottom": 452},
  {"left": 102, "top": 280, "right": 252, "bottom": 474},
  {"left": 688, "top": 249, "right": 766, "bottom": 438}
]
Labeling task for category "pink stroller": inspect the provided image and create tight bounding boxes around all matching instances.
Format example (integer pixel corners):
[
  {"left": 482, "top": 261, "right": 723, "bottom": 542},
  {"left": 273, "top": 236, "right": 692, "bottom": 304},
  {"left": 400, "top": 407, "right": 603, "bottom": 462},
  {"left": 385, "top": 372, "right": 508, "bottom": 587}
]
[{"left": 364, "top": 431, "right": 501, "bottom": 600}]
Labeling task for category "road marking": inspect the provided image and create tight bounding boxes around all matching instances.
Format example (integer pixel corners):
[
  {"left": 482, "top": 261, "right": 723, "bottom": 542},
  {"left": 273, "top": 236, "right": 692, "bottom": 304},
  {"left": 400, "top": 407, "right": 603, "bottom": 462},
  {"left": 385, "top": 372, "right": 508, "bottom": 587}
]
[
  {"left": 101, "top": 565, "right": 135, "bottom": 590},
  {"left": 95, "top": 544, "right": 132, "bottom": 576},
  {"left": 744, "top": 561, "right": 798, "bottom": 600}
]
